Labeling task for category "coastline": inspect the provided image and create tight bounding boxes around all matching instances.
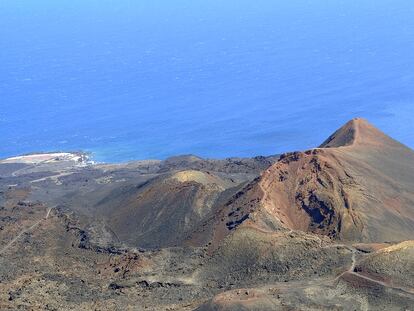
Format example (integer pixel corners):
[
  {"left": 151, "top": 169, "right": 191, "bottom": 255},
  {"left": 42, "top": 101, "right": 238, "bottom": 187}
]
[{"left": 0, "top": 151, "right": 93, "bottom": 166}]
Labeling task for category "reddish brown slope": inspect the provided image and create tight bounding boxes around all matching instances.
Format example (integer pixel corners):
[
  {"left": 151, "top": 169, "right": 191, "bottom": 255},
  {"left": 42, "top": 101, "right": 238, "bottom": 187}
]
[{"left": 208, "top": 118, "right": 414, "bottom": 244}]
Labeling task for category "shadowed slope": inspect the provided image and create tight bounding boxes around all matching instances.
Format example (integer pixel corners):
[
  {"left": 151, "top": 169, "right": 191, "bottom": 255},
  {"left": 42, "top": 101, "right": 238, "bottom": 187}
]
[{"left": 92, "top": 170, "right": 238, "bottom": 249}]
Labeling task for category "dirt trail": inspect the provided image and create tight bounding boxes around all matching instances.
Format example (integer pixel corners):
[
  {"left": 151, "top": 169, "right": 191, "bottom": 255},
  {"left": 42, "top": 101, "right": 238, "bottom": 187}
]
[
  {"left": 331, "top": 244, "right": 356, "bottom": 279},
  {"left": 325, "top": 242, "right": 414, "bottom": 295},
  {"left": 291, "top": 235, "right": 413, "bottom": 295},
  {"left": 0, "top": 207, "right": 54, "bottom": 256},
  {"left": 30, "top": 171, "right": 74, "bottom": 184},
  {"left": 250, "top": 239, "right": 414, "bottom": 301}
]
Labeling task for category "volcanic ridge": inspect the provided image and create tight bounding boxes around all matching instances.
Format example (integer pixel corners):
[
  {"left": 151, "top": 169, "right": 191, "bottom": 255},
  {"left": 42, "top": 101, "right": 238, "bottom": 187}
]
[{"left": 0, "top": 118, "right": 413, "bottom": 310}]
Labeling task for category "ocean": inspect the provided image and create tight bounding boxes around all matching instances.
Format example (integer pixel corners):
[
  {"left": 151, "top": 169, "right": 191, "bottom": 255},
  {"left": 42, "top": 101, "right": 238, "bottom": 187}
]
[{"left": 1, "top": 0, "right": 414, "bottom": 162}]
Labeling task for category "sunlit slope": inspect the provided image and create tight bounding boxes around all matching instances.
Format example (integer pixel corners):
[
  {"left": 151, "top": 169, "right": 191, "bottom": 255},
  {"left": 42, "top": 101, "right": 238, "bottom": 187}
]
[{"left": 207, "top": 118, "right": 414, "bottom": 243}]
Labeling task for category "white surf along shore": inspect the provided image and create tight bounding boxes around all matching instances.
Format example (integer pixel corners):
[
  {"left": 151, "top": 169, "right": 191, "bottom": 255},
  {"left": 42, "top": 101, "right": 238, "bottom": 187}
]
[{"left": 0, "top": 152, "right": 94, "bottom": 166}]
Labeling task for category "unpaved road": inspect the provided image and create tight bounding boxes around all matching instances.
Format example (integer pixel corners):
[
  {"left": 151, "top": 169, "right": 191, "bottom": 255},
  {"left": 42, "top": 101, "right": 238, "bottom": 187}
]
[
  {"left": 326, "top": 242, "right": 413, "bottom": 295},
  {"left": 0, "top": 207, "right": 54, "bottom": 256},
  {"left": 30, "top": 171, "right": 74, "bottom": 184}
]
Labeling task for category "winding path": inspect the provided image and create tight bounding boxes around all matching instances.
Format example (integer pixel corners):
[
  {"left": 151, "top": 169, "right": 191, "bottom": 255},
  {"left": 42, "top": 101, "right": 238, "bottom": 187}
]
[
  {"left": 258, "top": 238, "right": 414, "bottom": 300},
  {"left": 325, "top": 242, "right": 413, "bottom": 295}
]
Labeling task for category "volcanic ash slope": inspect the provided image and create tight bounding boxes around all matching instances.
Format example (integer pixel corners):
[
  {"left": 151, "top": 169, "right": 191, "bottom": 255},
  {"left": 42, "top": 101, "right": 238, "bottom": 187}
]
[{"left": 207, "top": 118, "right": 414, "bottom": 247}]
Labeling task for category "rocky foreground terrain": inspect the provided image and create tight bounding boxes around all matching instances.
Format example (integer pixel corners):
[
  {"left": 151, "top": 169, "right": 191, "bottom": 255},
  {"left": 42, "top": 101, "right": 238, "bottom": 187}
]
[{"left": 0, "top": 118, "right": 413, "bottom": 310}]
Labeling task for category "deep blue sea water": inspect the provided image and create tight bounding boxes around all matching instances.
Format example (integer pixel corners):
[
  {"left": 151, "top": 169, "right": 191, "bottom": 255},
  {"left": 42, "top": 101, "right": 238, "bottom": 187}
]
[{"left": 1, "top": 0, "right": 414, "bottom": 162}]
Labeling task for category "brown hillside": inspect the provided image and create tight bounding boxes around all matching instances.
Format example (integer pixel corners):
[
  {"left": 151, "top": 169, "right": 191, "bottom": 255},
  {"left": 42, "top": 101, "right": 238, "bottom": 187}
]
[{"left": 208, "top": 118, "right": 414, "bottom": 243}]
